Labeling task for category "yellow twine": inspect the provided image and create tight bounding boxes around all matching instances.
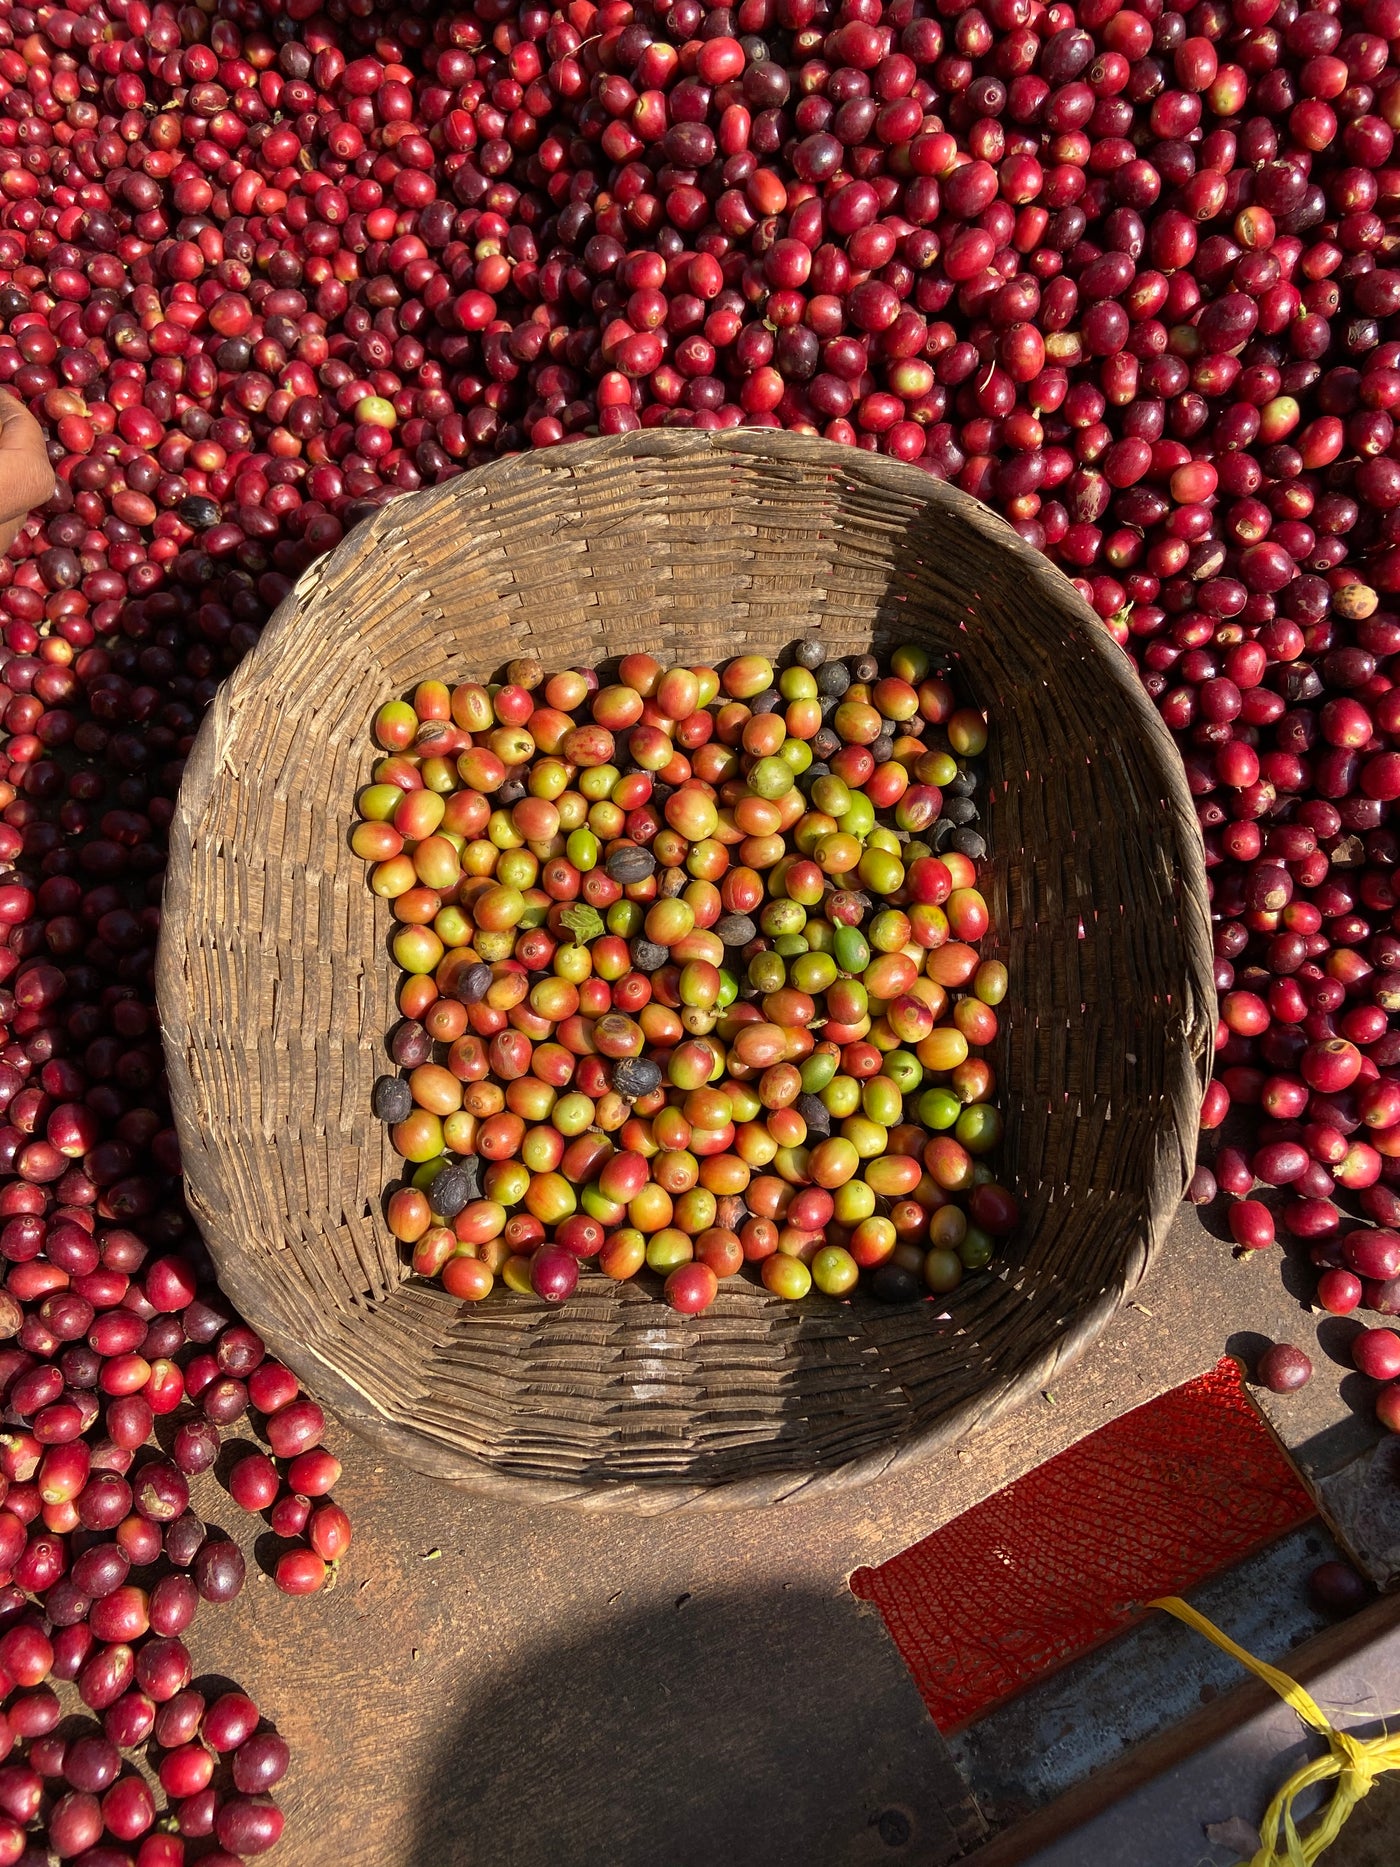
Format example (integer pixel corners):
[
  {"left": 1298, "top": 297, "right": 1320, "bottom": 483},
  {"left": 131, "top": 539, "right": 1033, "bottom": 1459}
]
[{"left": 1150, "top": 1594, "right": 1400, "bottom": 1867}]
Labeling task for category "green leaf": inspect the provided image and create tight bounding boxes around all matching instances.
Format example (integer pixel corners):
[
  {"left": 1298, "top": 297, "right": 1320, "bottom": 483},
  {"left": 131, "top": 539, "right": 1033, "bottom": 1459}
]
[{"left": 559, "top": 903, "right": 605, "bottom": 945}]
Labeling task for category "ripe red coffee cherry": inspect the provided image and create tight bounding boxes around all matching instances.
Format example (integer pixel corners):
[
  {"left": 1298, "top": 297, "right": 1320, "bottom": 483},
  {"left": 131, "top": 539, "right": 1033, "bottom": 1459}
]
[
  {"left": 1352, "top": 1328, "right": 1400, "bottom": 1382},
  {"left": 1229, "top": 1200, "right": 1275, "bottom": 1250},
  {"left": 1317, "top": 1270, "right": 1362, "bottom": 1315},
  {"left": 1256, "top": 1344, "right": 1313, "bottom": 1394}
]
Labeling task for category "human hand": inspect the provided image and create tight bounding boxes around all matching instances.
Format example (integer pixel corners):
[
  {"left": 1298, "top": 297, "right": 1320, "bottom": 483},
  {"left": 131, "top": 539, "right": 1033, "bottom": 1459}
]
[{"left": 0, "top": 389, "right": 56, "bottom": 558}]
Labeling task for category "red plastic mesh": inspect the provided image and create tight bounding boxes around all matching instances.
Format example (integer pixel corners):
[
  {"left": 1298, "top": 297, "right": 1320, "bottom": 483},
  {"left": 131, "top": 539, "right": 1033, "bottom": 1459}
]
[{"left": 849, "top": 1357, "right": 1315, "bottom": 1733}]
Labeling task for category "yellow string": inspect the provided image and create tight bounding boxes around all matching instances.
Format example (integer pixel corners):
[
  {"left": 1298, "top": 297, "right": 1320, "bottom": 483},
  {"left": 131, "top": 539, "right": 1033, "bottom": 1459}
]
[{"left": 1151, "top": 1595, "right": 1400, "bottom": 1867}]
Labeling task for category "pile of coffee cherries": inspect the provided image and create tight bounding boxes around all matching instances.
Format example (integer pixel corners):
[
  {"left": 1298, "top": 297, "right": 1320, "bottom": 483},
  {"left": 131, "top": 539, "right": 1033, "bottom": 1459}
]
[
  {"left": 0, "top": 1274, "right": 315, "bottom": 1866},
  {"left": 357, "top": 641, "right": 1019, "bottom": 1314},
  {"left": 0, "top": 0, "right": 1394, "bottom": 1849}
]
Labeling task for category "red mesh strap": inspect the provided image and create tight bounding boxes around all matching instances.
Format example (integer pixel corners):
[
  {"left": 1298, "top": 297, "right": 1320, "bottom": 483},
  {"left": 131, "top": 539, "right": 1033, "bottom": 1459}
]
[{"left": 850, "top": 1358, "right": 1315, "bottom": 1732}]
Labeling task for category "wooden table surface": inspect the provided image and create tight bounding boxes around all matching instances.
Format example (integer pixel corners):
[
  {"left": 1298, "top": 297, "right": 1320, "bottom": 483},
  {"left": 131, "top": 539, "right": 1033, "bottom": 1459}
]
[{"left": 180, "top": 1202, "right": 1384, "bottom": 1867}]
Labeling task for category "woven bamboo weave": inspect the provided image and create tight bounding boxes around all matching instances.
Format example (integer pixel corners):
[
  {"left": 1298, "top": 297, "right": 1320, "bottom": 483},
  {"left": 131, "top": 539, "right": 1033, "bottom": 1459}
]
[{"left": 157, "top": 431, "right": 1214, "bottom": 1511}]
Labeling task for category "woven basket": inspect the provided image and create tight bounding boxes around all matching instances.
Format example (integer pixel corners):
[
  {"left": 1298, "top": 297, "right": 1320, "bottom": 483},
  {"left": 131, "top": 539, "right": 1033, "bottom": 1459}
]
[{"left": 157, "top": 431, "right": 1214, "bottom": 1511}]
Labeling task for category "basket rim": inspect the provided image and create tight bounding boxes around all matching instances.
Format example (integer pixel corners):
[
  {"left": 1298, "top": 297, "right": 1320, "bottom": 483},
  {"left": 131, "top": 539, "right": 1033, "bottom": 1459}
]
[{"left": 157, "top": 429, "right": 1214, "bottom": 1513}]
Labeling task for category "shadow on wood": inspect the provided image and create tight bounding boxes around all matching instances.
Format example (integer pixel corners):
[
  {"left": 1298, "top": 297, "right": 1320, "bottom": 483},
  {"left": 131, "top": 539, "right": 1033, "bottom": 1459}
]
[{"left": 406, "top": 1582, "right": 981, "bottom": 1867}]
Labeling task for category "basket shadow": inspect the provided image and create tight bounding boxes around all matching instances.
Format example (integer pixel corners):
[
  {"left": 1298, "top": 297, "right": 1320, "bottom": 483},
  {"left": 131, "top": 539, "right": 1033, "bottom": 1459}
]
[{"left": 405, "top": 1581, "right": 956, "bottom": 1867}]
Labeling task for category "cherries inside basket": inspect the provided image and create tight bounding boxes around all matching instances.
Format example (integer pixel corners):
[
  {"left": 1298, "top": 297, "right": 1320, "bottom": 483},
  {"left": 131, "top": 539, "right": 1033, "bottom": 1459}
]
[{"left": 353, "top": 641, "right": 1020, "bottom": 1316}]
